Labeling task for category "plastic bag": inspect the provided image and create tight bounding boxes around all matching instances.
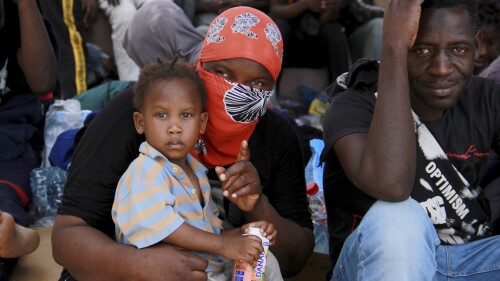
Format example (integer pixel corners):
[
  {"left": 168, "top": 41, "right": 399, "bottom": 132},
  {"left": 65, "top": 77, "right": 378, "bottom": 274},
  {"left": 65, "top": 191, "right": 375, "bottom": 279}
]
[
  {"left": 304, "top": 139, "right": 329, "bottom": 254},
  {"left": 42, "top": 99, "right": 91, "bottom": 167}
]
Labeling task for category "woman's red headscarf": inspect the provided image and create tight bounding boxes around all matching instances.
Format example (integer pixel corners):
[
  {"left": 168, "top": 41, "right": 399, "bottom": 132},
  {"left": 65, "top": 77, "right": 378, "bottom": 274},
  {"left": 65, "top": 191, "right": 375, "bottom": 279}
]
[{"left": 192, "top": 6, "right": 283, "bottom": 168}]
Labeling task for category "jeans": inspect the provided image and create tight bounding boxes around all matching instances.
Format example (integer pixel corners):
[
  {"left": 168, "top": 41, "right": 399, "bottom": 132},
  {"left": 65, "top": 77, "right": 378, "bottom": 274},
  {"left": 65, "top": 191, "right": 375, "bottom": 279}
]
[
  {"left": 331, "top": 198, "right": 500, "bottom": 281},
  {"left": 348, "top": 18, "right": 383, "bottom": 63}
]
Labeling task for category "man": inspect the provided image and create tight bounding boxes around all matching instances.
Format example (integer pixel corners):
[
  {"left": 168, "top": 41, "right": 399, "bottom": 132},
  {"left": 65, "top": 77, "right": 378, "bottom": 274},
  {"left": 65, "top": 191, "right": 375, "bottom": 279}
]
[
  {"left": 474, "top": 0, "right": 500, "bottom": 74},
  {"left": 322, "top": 0, "right": 500, "bottom": 280},
  {"left": 0, "top": 0, "right": 57, "bottom": 279}
]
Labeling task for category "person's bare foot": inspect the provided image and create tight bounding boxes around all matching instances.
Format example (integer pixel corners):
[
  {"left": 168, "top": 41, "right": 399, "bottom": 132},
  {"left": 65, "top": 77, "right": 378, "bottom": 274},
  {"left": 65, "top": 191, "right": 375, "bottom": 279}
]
[{"left": 0, "top": 211, "right": 40, "bottom": 258}]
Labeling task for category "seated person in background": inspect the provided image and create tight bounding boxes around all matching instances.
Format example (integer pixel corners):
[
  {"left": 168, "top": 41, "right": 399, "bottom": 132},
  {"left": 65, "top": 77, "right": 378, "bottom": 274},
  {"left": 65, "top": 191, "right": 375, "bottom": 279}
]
[
  {"left": 322, "top": 0, "right": 500, "bottom": 280},
  {"left": 39, "top": 0, "right": 97, "bottom": 98},
  {"left": 0, "top": 0, "right": 57, "bottom": 279},
  {"left": 52, "top": 6, "right": 313, "bottom": 281},
  {"left": 112, "top": 57, "right": 282, "bottom": 281},
  {"left": 477, "top": 1, "right": 500, "bottom": 234},
  {"left": 194, "top": 0, "right": 270, "bottom": 34},
  {"left": 269, "top": 0, "right": 350, "bottom": 83},
  {"left": 480, "top": 56, "right": 500, "bottom": 82},
  {"left": 338, "top": 0, "right": 384, "bottom": 62},
  {"left": 98, "top": 0, "right": 156, "bottom": 81},
  {"left": 474, "top": 0, "right": 500, "bottom": 74},
  {"left": 123, "top": 0, "right": 205, "bottom": 67}
]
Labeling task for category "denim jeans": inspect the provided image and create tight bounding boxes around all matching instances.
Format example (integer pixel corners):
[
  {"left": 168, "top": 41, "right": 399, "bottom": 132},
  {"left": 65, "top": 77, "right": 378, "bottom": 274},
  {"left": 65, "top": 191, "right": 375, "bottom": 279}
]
[{"left": 331, "top": 198, "right": 500, "bottom": 281}]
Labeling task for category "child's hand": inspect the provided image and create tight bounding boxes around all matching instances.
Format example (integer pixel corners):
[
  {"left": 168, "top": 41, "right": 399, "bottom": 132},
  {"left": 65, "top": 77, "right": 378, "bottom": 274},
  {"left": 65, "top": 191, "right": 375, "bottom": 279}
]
[
  {"left": 221, "top": 235, "right": 264, "bottom": 265},
  {"left": 242, "top": 221, "right": 277, "bottom": 246}
]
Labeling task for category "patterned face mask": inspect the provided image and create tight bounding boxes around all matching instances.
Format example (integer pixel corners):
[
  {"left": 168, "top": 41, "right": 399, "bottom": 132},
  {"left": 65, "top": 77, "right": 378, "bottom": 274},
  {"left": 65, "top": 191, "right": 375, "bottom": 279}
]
[{"left": 220, "top": 79, "right": 273, "bottom": 123}]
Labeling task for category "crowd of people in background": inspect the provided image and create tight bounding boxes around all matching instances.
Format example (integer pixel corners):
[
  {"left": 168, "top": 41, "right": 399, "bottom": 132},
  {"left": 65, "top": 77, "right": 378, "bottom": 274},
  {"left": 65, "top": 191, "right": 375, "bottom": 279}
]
[{"left": 1, "top": 0, "right": 500, "bottom": 280}]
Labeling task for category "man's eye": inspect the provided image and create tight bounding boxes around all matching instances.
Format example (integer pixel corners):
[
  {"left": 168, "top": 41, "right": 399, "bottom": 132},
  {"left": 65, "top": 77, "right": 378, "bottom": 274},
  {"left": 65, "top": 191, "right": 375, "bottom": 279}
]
[
  {"left": 156, "top": 112, "right": 167, "bottom": 118},
  {"left": 415, "top": 48, "right": 431, "bottom": 55},
  {"left": 452, "top": 47, "right": 467, "bottom": 55}
]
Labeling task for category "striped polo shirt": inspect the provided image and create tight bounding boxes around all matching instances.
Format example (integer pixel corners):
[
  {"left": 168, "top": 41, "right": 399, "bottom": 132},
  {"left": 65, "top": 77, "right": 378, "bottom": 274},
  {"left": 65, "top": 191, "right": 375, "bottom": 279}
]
[{"left": 112, "top": 141, "right": 224, "bottom": 272}]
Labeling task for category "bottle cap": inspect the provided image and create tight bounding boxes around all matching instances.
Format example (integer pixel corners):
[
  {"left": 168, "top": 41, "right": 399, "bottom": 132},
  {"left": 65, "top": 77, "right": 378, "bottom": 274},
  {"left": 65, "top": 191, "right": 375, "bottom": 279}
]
[{"left": 306, "top": 182, "right": 319, "bottom": 196}]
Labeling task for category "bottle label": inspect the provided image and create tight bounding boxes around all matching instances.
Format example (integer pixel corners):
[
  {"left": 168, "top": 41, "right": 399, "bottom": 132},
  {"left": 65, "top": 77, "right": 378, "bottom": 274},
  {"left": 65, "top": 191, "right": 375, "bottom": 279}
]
[{"left": 232, "top": 227, "right": 269, "bottom": 281}]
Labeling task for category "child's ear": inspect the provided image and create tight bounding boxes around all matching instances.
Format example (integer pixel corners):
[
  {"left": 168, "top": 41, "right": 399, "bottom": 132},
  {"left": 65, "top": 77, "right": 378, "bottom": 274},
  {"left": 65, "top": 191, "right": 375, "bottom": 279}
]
[
  {"left": 200, "top": 112, "right": 208, "bottom": 134},
  {"left": 133, "top": 112, "right": 145, "bottom": 134}
]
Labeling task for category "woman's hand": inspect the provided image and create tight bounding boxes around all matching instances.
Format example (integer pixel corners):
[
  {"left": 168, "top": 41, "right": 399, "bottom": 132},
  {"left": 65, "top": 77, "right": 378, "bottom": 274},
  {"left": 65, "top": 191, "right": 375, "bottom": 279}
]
[{"left": 215, "top": 140, "right": 262, "bottom": 212}]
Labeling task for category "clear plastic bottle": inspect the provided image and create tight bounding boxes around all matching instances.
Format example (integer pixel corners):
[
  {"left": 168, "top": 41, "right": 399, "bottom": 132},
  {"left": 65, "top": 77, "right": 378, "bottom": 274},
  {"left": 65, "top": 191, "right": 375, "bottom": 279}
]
[
  {"left": 29, "top": 166, "right": 67, "bottom": 226},
  {"left": 306, "top": 182, "right": 327, "bottom": 224},
  {"left": 306, "top": 181, "right": 329, "bottom": 254}
]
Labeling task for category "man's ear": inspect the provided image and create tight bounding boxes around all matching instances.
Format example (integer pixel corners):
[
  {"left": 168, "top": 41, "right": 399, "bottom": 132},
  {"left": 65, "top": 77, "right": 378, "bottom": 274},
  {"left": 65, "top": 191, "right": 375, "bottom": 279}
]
[
  {"left": 133, "top": 112, "right": 145, "bottom": 134},
  {"left": 200, "top": 112, "right": 208, "bottom": 134},
  {"left": 474, "top": 30, "right": 484, "bottom": 60}
]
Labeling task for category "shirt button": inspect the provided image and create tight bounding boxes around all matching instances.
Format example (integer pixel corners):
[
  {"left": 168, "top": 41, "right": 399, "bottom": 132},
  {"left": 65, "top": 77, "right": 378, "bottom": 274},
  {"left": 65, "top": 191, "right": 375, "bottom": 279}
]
[
  {"left": 191, "top": 189, "right": 196, "bottom": 195},
  {"left": 172, "top": 167, "right": 178, "bottom": 173}
]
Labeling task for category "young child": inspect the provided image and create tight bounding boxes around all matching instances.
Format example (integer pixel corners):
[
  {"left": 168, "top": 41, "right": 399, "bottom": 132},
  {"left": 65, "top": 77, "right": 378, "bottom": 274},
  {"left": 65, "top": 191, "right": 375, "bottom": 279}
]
[{"left": 112, "top": 58, "right": 282, "bottom": 280}]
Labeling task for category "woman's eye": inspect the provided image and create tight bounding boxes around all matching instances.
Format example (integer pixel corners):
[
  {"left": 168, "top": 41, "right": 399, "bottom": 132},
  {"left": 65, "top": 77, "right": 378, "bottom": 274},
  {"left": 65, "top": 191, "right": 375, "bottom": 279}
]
[
  {"left": 250, "top": 81, "right": 263, "bottom": 87},
  {"left": 216, "top": 71, "right": 229, "bottom": 78}
]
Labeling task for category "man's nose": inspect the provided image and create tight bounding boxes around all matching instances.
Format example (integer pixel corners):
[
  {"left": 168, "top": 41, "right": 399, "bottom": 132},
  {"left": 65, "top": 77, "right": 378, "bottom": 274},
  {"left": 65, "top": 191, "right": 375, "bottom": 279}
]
[{"left": 428, "top": 50, "right": 454, "bottom": 77}]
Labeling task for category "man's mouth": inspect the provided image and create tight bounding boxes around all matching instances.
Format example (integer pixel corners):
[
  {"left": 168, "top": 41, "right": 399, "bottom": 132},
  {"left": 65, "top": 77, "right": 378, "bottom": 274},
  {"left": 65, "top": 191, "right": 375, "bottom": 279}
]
[
  {"left": 474, "top": 60, "right": 485, "bottom": 69},
  {"left": 425, "top": 81, "right": 458, "bottom": 97}
]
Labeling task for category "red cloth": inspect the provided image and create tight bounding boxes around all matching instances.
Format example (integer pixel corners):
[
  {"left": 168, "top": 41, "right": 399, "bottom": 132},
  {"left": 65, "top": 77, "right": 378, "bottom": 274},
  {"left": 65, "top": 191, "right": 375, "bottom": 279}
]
[{"left": 192, "top": 7, "right": 283, "bottom": 168}]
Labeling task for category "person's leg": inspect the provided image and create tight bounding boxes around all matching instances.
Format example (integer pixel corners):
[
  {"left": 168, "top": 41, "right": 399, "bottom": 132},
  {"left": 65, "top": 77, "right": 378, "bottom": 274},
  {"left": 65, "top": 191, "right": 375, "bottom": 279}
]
[
  {"left": 348, "top": 18, "right": 383, "bottom": 62},
  {"left": 0, "top": 161, "right": 40, "bottom": 280},
  {"left": 99, "top": 0, "right": 140, "bottom": 81},
  {"left": 39, "top": 0, "right": 88, "bottom": 98},
  {"left": 0, "top": 211, "right": 39, "bottom": 258},
  {"left": 320, "top": 22, "right": 351, "bottom": 83},
  {"left": 331, "top": 198, "right": 440, "bottom": 281},
  {"left": 435, "top": 235, "right": 500, "bottom": 280}
]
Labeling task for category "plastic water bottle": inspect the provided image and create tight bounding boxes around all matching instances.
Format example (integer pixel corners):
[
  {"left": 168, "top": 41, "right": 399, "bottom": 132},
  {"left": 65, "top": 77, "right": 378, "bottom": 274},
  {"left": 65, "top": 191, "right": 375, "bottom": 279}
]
[
  {"left": 29, "top": 166, "right": 67, "bottom": 226},
  {"left": 306, "top": 182, "right": 329, "bottom": 254},
  {"left": 306, "top": 182, "right": 327, "bottom": 223}
]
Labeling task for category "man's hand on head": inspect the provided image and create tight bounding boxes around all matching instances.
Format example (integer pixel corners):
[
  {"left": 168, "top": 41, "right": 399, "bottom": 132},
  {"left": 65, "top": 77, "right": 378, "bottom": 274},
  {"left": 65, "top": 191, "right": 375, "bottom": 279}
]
[{"left": 383, "top": 0, "right": 426, "bottom": 50}]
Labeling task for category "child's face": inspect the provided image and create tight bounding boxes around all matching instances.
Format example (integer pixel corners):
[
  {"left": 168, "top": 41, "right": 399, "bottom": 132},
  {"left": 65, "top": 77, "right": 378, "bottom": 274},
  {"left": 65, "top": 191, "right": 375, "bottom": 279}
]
[
  {"left": 133, "top": 79, "right": 207, "bottom": 166},
  {"left": 202, "top": 58, "right": 275, "bottom": 91}
]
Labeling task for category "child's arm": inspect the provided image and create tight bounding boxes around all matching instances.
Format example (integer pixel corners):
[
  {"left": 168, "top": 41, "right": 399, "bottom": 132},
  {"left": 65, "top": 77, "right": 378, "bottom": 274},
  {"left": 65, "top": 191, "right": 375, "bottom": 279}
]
[{"left": 163, "top": 222, "right": 264, "bottom": 264}]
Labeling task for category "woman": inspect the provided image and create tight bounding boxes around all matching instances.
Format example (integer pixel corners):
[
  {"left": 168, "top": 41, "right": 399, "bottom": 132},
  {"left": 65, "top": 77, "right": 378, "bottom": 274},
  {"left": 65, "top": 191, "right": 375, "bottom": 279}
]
[{"left": 52, "top": 4, "right": 314, "bottom": 280}]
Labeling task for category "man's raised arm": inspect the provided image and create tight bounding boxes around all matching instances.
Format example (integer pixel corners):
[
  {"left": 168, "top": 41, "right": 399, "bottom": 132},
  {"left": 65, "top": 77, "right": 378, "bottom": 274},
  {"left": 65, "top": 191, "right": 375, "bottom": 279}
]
[{"left": 332, "top": 0, "right": 425, "bottom": 201}]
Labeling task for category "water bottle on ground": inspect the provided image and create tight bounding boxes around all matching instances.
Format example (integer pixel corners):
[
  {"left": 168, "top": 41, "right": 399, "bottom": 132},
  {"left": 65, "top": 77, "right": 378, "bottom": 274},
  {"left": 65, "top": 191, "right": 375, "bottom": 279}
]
[
  {"left": 306, "top": 181, "right": 329, "bottom": 254},
  {"left": 29, "top": 166, "right": 67, "bottom": 226}
]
